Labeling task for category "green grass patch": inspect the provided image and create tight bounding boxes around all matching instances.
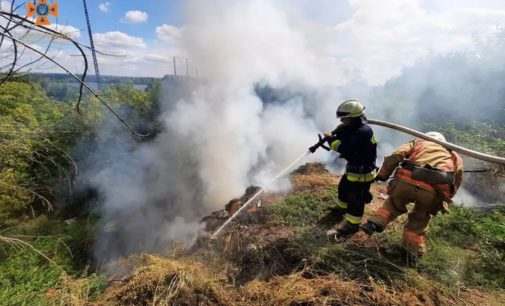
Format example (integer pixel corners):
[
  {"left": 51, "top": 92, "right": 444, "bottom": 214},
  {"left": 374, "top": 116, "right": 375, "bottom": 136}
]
[
  {"left": 421, "top": 207, "right": 505, "bottom": 289},
  {"left": 0, "top": 216, "right": 104, "bottom": 305},
  {"left": 265, "top": 190, "right": 409, "bottom": 283},
  {"left": 267, "top": 188, "right": 338, "bottom": 226},
  {"left": 267, "top": 189, "right": 505, "bottom": 291}
]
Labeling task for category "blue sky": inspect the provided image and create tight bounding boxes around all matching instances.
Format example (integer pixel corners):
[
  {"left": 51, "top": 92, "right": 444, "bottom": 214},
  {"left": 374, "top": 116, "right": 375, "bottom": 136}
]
[
  {"left": 55, "top": 0, "right": 184, "bottom": 44},
  {"left": 8, "top": 0, "right": 190, "bottom": 76},
  {"left": 4, "top": 0, "right": 505, "bottom": 79}
]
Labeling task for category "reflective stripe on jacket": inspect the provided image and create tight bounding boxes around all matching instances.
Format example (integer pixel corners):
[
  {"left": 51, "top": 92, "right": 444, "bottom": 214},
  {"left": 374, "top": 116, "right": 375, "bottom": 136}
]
[
  {"left": 346, "top": 168, "right": 378, "bottom": 182},
  {"left": 326, "top": 119, "right": 378, "bottom": 182},
  {"left": 379, "top": 139, "right": 464, "bottom": 199}
]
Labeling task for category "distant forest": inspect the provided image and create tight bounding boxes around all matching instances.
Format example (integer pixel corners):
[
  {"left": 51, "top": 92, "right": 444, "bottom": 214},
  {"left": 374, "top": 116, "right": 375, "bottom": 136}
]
[
  {"left": 19, "top": 73, "right": 160, "bottom": 102},
  {"left": 27, "top": 73, "right": 159, "bottom": 85}
]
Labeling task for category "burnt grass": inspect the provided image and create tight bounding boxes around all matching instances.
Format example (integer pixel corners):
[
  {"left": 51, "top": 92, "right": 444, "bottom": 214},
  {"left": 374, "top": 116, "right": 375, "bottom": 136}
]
[
  {"left": 202, "top": 165, "right": 505, "bottom": 298},
  {"left": 90, "top": 163, "right": 505, "bottom": 305},
  {"left": 214, "top": 190, "right": 410, "bottom": 286}
]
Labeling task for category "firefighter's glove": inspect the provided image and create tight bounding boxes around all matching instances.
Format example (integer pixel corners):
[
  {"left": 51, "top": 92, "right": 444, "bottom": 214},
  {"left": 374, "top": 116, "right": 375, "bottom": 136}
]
[{"left": 309, "top": 134, "right": 331, "bottom": 153}]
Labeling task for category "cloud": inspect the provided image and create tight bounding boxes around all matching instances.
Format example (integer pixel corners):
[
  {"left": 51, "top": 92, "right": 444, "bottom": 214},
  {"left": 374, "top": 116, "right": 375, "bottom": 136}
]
[
  {"left": 3, "top": 23, "right": 81, "bottom": 49},
  {"left": 98, "top": 2, "right": 111, "bottom": 13},
  {"left": 88, "top": 32, "right": 172, "bottom": 76},
  {"left": 327, "top": 0, "right": 505, "bottom": 85},
  {"left": 156, "top": 24, "right": 182, "bottom": 44},
  {"left": 144, "top": 53, "right": 172, "bottom": 63},
  {"left": 0, "top": 0, "right": 13, "bottom": 11},
  {"left": 6, "top": 0, "right": 505, "bottom": 82},
  {"left": 50, "top": 24, "right": 81, "bottom": 39},
  {"left": 122, "top": 10, "right": 149, "bottom": 24},
  {"left": 94, "top": 31, "right": 146, "bottom": 49}
]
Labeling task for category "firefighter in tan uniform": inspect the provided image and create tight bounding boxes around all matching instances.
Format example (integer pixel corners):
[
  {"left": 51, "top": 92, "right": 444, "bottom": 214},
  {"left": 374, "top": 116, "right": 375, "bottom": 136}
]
[{"left": 361, "top": 132, "right": 464, "bottom": 256}]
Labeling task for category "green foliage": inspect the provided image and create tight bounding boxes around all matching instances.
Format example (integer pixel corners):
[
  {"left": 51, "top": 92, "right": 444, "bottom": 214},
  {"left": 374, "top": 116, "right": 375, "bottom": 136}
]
[
  {"left": 0, "top": 216, "right": 103, "bottom": 305},
  {"left": 267, "top": 189, "right": 338, "bottom": 226},
  {"left": 266, "top": 189, "right": 505, "bottom": 291},
  {"left": 0, "top": 79, "right": 160, "bottom": 304},
  {"left": 423, "top": 121, "right": 505, "bottom": 156},
  {"left": 429, "top": 207, "right": 505, "bottom": 247},
  {"left": 311, "top": 238, "right": 406, "bottom": 282},
  {"left": 101, "top": 83, "right": 151, "bottom": 115},
  {"left": 265, "top": 190, "right": 406, "bottom": 283},
  {"left": 0, "top": 81, "right": 74, "bottom": 222},
  {"left": 417, "top": 240, "right": 469, "bottom": 285},
  {"left": 421, "top": 207, "right": 505, "bottom": 288},
  {"left": 0, "top": 80, "right": 157, "bottom": 224}
]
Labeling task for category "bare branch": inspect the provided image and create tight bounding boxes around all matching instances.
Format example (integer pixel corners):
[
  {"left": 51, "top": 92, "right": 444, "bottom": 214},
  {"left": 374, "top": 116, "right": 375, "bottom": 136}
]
[{"left": 0, "top": 12, "right": 149, "bottom": 139}]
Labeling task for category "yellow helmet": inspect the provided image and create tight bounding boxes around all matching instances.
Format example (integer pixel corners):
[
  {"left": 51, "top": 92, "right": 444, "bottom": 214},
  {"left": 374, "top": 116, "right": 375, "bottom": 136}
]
[{"left": 336, "top": 99, "right": 365, "bottom": 118}]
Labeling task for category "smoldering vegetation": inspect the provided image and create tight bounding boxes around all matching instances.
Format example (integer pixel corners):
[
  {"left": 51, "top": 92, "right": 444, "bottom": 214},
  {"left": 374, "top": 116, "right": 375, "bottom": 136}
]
[{"left": 71, "top": 2, "right": 505, "bottom": 266}]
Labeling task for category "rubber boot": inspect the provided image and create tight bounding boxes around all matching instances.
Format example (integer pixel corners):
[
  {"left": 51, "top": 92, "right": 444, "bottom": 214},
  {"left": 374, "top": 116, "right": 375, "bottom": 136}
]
[
  {"left": 317, "top": 207, "right": 346, "bottom": 228},
  {"left": 336, "top": 221, "right": 360, "bottom": 238},
  {"left": 327, "top": 220, "right": 360, "bottom": 240},
  {"left": 360, "top": 221, "right": 384, "bottom": 236}
]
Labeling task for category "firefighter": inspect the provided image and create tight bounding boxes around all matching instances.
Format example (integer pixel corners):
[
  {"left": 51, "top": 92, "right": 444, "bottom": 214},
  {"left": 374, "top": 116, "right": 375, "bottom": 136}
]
[
  {"left": 361, "top": 132, "right": 464, "bottom": 256},
  {"left": 310, "top": 99, "right": 378, "bottom": 239}
]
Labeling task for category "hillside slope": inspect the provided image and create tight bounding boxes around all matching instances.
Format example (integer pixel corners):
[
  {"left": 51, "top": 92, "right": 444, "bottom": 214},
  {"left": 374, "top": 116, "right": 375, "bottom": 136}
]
[{"left": 53, "top": 163, "right": 505, "bottom": 306}]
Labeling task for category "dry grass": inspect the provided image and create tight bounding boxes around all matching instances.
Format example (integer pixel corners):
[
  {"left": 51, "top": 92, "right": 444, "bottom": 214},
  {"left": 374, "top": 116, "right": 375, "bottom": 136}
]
[
  {"left": 290, "top": 163, "right": 339, "bottom": 192},
  {"left": 39, "top": 162, "right": 505, "bottom": 306},
  {"left": 99, "top": 255, "right": 235, "bottom": 306},
  {"left": 94, "top": 254, "right": 495, "bottom": 306},
  {"left": 243, "top": 273, "right": 428, "bottom": 306},
  {"left": 47, "top": 274, "right": 104, "bottom": 306}
]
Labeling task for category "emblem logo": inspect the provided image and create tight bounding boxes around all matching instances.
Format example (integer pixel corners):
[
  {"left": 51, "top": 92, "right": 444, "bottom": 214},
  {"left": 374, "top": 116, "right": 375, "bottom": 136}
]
[{"left": 26, "top": 0, "right": 59, "bottom": 26}]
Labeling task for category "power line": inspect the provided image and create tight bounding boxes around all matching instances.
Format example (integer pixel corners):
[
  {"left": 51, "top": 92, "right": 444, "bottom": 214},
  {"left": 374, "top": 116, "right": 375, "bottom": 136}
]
[{"left": 82, "top": 0, "right": 101, "bottom": 89}]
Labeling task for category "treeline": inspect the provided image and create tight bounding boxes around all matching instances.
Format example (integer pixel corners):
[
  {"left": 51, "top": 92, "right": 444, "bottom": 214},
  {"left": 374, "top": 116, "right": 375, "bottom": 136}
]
[
  {"left": 27, "top": 73, "right": 158, "bottom": 86},
  {"left": 0, "top": 79, "right": 161, "bottom": 226},
  {"left": 19, "top": 73, "right": 158, "bottom": 102}
]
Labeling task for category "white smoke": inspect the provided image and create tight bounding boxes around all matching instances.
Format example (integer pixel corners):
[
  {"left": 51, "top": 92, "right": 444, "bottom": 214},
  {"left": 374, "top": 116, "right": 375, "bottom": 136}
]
[
  {"left": 85, "top": 0, "right": 505, "bottom": 263},
  {"left": 177, "top": 0, "right": 505, "bottom": 203},
  {"left": 174, "top": 0, "right": 341, "bottom": 204}
]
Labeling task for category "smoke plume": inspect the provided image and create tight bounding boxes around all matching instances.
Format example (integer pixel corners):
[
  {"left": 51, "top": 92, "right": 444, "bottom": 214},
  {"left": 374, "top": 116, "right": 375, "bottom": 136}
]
[{"left": 81, "top": 0, "right": 505, "bottom": 264}]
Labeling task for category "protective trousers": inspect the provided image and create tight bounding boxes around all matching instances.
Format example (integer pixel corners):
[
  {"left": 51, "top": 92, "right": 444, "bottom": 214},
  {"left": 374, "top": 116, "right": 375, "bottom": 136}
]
[
  {"left": 368, "top": 179, "right": 443, "bottom": 256},
  {"left": 335, "top": 175, "right": 373, "bottom": 225}
]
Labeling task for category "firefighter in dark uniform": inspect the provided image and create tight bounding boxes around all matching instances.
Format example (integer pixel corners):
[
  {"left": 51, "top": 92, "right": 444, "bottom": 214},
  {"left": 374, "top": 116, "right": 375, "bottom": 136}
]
[{"left": 310, "top": 99, "right": 378, "bottom": 239}]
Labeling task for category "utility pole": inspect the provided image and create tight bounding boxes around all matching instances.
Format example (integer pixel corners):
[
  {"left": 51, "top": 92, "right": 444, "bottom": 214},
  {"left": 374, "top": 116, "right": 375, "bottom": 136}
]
[
  {"left": 173, "top": 56, "right": 177, "bottom": 76},
  {"left": 82, "top": 0, "right": 101, "bottom": 89}
]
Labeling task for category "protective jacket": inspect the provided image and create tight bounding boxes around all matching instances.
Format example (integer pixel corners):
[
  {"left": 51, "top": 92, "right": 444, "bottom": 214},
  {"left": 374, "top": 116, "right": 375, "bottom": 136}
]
[
  {"left": 323, "top": 118, "right": 378, "bottom": 228},
  {"left": 378, "top": 139, "right": 463, "bottom": 200},
  {"left": 327, "top": 120, "right": 378, "bottom": 182},
  {"left": 368, "top": 138, "right": 464, "bottom": 256}
]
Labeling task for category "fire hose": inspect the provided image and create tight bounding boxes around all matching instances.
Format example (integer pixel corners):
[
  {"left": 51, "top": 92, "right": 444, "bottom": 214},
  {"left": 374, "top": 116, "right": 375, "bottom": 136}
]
[
  {"left": 367, "top": 119, "right": 505, "bottom": 165},
  {"left": 211, "top": 151, "right": 309, "bottom": 239},
  {"left": 211, "top": 119, "right": 505, "bottom": 238}
]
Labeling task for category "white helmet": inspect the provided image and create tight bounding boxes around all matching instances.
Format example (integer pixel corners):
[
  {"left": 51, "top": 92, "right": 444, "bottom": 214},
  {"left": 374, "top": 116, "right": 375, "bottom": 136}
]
[
  {"left": 425, "top": 131, "right": 447, "bottom": 142},
  {"left": 336, "top": 99, "right": 365, "bottom": 118}
]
